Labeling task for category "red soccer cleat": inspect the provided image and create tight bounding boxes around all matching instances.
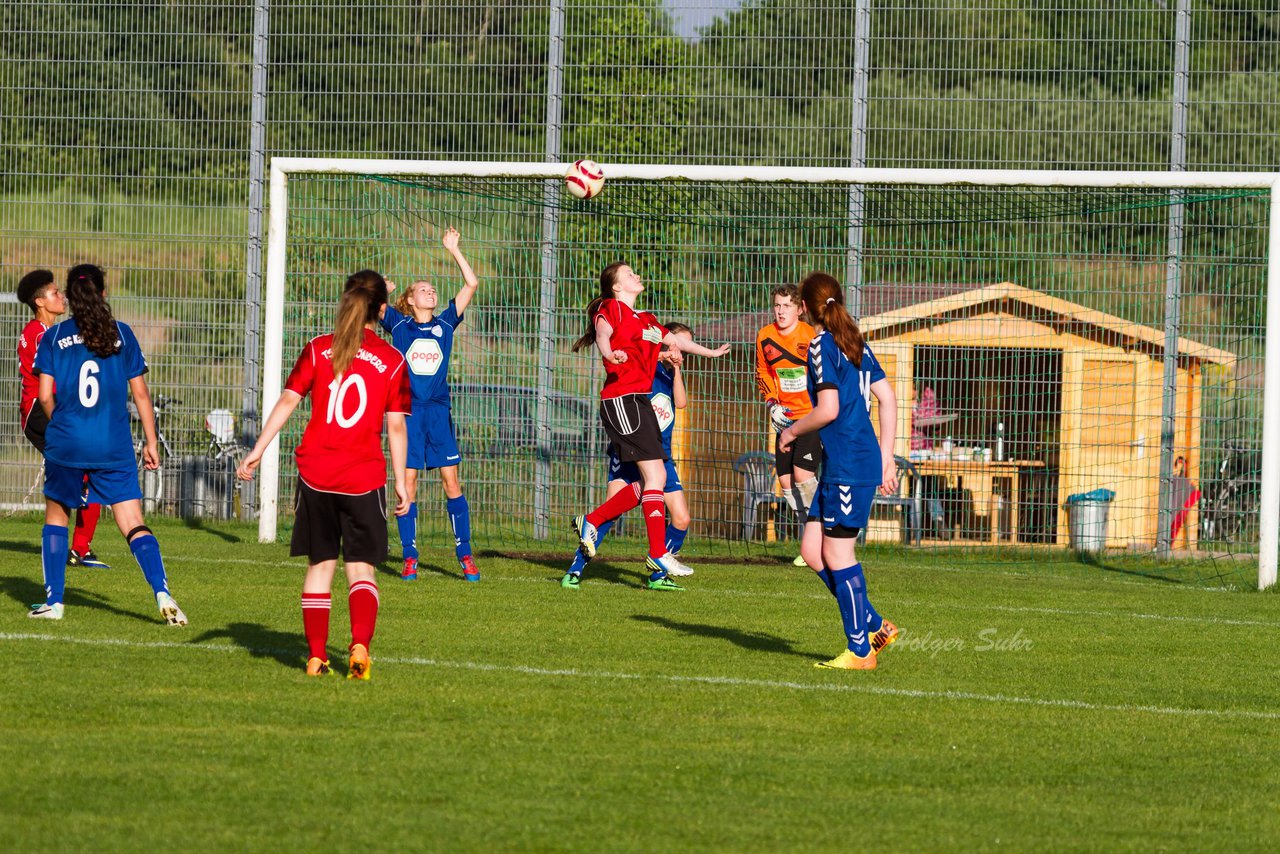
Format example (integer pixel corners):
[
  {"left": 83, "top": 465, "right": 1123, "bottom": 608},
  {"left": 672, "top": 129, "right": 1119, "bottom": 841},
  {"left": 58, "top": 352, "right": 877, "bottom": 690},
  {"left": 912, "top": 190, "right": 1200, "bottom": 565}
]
[
  {"left": 401, "top": 557, "right": 418, "bottom": 581},
  {"left": 460, "top": 555, "right": 480, "bottom": 583}
]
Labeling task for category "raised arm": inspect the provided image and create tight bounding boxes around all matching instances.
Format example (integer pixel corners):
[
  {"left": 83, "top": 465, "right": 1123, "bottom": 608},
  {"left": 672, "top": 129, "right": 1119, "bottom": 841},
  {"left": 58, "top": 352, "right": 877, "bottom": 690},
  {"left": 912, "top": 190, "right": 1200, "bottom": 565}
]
[
  {"left": 443, "top": 228, "right": 480, "bottom": 315},
  {"left": 379, "top": 279, "right": 396, "bottom": 321},
  {"left": 671, "top": 362, "right": 687, "bottom": 409},
  {"left": 664, "top": 330, "right": 729, "bottom": 358}
]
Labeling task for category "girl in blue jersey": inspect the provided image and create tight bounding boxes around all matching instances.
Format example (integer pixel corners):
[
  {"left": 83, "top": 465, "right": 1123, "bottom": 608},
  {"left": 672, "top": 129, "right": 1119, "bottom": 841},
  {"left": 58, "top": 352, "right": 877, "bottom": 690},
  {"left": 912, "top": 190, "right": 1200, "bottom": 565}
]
[
  {"left": 28, "top": 264, "right": 187, "bottom": 625},
  {"left": 563, "top": 322, "right": 696, "bottom": 587},
  {"left": 778, "top": 272, "right": 898, "bottom": 670},
  {"left": 380, "top": 227, "right": 481, "bottom": 582}
]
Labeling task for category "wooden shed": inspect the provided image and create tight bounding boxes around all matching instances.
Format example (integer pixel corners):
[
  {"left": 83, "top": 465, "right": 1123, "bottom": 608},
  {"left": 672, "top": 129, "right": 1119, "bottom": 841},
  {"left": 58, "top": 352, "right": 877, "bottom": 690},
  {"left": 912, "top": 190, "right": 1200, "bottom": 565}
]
[{"left": 681, "top": 282, "right": 1235, "bottom": 550}]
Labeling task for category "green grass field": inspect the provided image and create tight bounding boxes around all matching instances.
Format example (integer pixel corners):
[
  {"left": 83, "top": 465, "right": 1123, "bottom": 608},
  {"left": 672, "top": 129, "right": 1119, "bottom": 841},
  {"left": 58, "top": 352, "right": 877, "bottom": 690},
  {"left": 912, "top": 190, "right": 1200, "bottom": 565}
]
[{"left": 2, "top": 515, "right": 1279, "bottom": 851}]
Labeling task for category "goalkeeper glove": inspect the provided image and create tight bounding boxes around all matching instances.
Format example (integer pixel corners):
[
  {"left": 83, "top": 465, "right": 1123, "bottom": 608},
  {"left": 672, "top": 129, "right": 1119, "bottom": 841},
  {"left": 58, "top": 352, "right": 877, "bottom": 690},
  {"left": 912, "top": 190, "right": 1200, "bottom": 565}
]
[{"left": 768, "top": 402, "right": 795, "bottom": 432}]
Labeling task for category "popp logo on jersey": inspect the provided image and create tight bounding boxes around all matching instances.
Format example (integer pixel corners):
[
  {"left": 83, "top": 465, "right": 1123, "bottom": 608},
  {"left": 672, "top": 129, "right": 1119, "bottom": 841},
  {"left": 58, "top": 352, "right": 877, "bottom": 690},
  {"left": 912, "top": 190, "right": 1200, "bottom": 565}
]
[
  {"left": 650, "top": 393, "right": 675, "bottom": 431},
  {"left": 406, "top": 338, "right": 444, "bottom": 376}
]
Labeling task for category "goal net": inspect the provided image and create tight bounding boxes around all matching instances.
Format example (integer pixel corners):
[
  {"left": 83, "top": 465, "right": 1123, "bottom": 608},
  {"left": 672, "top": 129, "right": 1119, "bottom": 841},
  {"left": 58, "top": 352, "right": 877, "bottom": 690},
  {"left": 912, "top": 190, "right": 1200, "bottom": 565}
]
[{"left": 262, "top": 161, "right": 1280, "bottom": 588}]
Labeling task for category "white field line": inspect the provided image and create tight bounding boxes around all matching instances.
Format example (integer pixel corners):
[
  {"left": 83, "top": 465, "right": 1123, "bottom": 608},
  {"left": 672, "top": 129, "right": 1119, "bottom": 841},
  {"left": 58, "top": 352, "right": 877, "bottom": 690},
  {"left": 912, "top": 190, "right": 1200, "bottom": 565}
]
[
  {"left": 2, "top": 629, "right": 1277, "bottom": 722},
  {"left": 34, "top": 552, "right": 1277, "bottom": 631}
]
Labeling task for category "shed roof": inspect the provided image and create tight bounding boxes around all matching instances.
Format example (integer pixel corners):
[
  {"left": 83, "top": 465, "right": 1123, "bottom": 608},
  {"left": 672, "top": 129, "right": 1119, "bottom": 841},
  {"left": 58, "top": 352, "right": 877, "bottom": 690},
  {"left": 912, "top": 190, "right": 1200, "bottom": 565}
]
[
  {"left": 702, "top": 281, "right": 1234, "bottom": 366},
  {"left": 863, "top": 281, "right": 1234, "bottom": 366}
]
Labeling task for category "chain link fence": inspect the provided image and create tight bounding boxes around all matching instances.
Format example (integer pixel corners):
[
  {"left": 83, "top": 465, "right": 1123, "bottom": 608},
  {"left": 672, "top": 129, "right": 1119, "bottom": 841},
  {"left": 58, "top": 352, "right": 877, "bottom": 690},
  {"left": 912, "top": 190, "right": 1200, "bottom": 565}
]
[{"left": 2, "top": 1, "right": 1276, "bottom": 577}]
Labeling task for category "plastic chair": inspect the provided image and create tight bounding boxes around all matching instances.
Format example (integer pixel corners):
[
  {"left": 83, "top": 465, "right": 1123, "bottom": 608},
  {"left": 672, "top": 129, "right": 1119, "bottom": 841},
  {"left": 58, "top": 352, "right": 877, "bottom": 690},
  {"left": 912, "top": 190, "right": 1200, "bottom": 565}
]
[{"left": 732, "top": 452, "right": 788, "bottom": 540}]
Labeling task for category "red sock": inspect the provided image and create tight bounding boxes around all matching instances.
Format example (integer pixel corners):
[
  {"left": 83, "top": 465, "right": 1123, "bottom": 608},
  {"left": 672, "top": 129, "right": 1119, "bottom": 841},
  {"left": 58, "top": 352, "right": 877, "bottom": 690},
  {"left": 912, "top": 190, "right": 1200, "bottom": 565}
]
[
  {"left": 348, "top": 580, "right": 379, "bottom": 650},
  {"left": 642, "top": 490, "right": 667, "bottom": 559},
  {"left": 72, "top": 503, "right": 102, "bottom": 554},
  {"left": 301, "top": 592, "right": 331, "bottom": 661},
  {"left": 586, "top": 482, "right": 641, "bottom": 528}
]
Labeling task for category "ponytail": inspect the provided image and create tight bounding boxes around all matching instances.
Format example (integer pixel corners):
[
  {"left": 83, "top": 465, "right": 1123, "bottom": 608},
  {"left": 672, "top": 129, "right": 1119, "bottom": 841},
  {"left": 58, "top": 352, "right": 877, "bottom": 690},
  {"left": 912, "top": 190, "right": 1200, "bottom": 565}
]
[
  {"left": 800, "top": 271, "right": 864, "bottom": 366},
  {"left": 65, "top": 264, "right": 119, "bottom": 359},
  {"left": 332, "top": 270, "right": 388, "bottom": 375},
  {"left": 571, "top": 261, "right": 627, "bottom": 353}
]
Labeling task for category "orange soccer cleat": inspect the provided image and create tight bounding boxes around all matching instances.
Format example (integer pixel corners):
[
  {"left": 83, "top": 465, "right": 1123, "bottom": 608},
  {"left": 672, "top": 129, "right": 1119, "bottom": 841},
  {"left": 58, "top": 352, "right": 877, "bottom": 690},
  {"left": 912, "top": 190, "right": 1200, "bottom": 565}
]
[
  {"left": 347, "top": 644, "right": 371, "bottom": 681},
  {"left": 815, "top": 649, "right": 877, "bottom": 670}
]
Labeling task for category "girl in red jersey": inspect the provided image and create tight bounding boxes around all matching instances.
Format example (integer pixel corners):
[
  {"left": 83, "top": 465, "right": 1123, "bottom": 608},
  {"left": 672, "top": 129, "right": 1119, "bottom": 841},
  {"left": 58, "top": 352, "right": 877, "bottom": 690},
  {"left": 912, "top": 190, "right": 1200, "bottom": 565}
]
[
  {"left": 569, "top": 262, "right": 730, "bottom": 590},
  {"left": 16, "top": 269, "right": 107, "bottom": 568},
  {"left": 238, "top": 270, "right": 412, "bottom": 680}
]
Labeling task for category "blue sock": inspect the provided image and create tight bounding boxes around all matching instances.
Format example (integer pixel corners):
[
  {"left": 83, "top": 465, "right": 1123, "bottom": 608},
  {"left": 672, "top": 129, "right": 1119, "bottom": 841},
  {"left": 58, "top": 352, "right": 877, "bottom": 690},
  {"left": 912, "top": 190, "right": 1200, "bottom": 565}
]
[
  {"left": 664, "top": 524, "right": 687, "bottom": 555},
  {"left": 41, "top": 524, "right": 69, "bottom": 605},
  {"left": 570, "top": 518, "right": 615, "bottom": 576},
  {"left": 823, "top": 564, "right": 881, "bottom": 629},
  {"left": 447, "top": 494, "right": 472, "bottom": 560},
  {"left": 397, "top": 502, "right": 418, "bottom": 560},
  {"left": 816, "top": 568, "right": 837, "bottom": 596},
  {"left": 129, "top": 533, "right": 169, "bottom": 596},
  {"left": 861, "top": 564, "right": 884, "bottom": 632},
  {"left": 831, "top": 563, "right": 871, "bottom": 656}
]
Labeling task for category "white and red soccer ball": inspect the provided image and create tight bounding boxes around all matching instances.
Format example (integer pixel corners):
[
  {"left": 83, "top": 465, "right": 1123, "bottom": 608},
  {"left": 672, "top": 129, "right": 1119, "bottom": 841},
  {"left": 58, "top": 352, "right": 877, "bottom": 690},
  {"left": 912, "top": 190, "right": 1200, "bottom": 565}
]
[{"left": 565, "top": 159, "right": 605, "bottom": 200}]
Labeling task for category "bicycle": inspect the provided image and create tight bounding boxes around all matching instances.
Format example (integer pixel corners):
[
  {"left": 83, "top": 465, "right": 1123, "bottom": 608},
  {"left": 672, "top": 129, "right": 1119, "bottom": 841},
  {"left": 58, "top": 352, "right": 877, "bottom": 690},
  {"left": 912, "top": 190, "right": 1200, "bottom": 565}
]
[
  {"left": 129, "top": 397, "right": 254, "bottom": 520},
  {"left": 1199, "top": 443, "right": 1262, "bottom": 546},
  {"left": 202, "top": 408, "right": 253, "bottom": 520},
  {"left": 129, "top": 394, "right": 179, "bottom": 514}
]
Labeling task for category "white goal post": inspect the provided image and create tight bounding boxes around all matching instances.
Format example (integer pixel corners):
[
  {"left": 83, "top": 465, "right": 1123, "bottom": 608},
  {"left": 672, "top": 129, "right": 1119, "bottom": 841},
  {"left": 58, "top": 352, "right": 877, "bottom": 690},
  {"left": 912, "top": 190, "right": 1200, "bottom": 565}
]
[{"left": 261, "top": 158, "right": 1280, "bottom": 588}]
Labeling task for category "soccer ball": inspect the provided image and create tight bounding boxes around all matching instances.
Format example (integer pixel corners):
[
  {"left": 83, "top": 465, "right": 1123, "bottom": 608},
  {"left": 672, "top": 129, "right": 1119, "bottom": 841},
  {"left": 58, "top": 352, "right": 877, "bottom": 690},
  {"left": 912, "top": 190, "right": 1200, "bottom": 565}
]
[{"left": 565, "top": 159, "right": 605, "bottom": 200}]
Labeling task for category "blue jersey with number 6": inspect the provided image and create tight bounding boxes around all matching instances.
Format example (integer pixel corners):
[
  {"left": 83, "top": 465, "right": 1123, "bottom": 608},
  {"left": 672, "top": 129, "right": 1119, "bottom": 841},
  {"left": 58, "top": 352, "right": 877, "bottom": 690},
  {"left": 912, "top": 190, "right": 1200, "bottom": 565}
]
[{"left": 33, "top": 317, "right": 147, "bottom": 469}]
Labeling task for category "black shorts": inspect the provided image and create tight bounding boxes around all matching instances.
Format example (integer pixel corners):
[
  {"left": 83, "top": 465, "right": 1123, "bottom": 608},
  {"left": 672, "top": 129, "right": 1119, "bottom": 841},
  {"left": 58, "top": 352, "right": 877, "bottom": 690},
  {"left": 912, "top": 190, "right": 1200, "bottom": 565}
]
[
  {"left": 776, "top": 430, "right": 821, "bottom": 478},
  {"left": 290, "top": 478, "right": 389, "bottom": 565},
  {"left": 23, "top": 405, "right": 48, "bottom": 454},
  {"left": 599, "top": 394, "right": 665, "bottom": 463}
]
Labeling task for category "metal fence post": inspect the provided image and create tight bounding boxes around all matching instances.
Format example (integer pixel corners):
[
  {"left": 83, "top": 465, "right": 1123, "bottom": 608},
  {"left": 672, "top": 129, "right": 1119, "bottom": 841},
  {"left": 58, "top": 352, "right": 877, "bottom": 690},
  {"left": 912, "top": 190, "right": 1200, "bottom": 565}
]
[
  {"left": 241, "top": 0, "right": 270, "bottom": 521},
  {"left": 1156, "top": 0, "right": 1191, "bottom": 557},
  {"left": 844, "top": 0, "right": 872, "bottom": 317},
  {"left": 534, "top": 0, "right": 567, "bottom": 539}
]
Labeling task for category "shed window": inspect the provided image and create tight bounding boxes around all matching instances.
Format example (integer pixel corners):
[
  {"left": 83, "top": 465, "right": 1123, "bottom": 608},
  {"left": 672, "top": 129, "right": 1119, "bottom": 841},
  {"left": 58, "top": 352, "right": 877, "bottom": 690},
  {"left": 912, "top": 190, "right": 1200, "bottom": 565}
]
[{"left": 1080, "top": 359, "right": 1136, "bottom": 448}]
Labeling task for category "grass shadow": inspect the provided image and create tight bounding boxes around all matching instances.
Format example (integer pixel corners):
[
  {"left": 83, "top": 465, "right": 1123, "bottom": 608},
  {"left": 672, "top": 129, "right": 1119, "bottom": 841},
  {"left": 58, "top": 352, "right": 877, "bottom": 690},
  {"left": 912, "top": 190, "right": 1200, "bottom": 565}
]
[
  {"left": 0, "top": 572, "right": 156, "bottom": 623},
  {"left": 0, "top": 538, "right": 41, "bottom": 557},
  {"left": 179, "top": 517, "right": 246, "bottom": 544},
  {"left": 630, "top": 613, "right": 823, "bottom": 659},
  {"left": 581, "top": 561, "right": 648, "bottom": 588},
  {"left": 191, "top": 621, "right": 304, "bottom": 671},
  {"left": 485, "top": 548, "right": 647, "bottom": 588},
  {"left": 1076, "top": 553, "right": 1187, "bottom": 584}
]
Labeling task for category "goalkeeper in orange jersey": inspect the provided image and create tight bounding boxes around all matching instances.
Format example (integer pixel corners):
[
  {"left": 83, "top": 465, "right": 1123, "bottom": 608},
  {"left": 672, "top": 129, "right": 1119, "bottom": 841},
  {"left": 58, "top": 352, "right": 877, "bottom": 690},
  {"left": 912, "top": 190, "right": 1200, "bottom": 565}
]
[{"left": 756, "top": 284, "right": 820, "bottom": 560}]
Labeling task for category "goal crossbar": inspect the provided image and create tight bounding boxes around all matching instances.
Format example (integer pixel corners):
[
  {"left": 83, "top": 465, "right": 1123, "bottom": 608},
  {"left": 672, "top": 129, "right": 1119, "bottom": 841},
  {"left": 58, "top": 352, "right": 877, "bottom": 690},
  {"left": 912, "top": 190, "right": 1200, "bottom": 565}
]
[{"left": 262, "top": 159, "right": 1280, "bottom": 588}]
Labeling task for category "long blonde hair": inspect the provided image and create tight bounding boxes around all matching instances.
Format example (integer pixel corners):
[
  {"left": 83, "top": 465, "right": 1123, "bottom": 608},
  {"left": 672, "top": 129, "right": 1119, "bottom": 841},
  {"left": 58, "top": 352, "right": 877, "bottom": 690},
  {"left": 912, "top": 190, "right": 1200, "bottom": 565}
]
[
  {"left": 332, "top": 270, "right": 388, "bottom": 375},
  {"left": 800, "top": 271, "right": 864, "bottom": 366}
]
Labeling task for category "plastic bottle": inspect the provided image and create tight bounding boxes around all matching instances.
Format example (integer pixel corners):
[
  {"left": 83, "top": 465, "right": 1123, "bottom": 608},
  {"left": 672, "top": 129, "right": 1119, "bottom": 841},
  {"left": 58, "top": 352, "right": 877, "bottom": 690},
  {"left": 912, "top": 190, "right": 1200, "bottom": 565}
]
[
  {"left": 996, "top": 422, "right": 1005, "bottom": 462},
  {"left": 942, "top": 434, "right": 953, "bottom": 458}
]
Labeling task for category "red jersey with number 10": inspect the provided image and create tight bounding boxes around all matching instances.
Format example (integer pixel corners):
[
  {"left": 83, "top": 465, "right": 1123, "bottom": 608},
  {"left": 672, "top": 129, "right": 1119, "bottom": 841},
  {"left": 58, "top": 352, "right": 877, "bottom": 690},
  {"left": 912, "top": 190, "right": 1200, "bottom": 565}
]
[
  {"left": 284, "top": 329, "right": 411, "bottom": 494},
  {"left": 594, "top": 298, "right": 668, "bottom": 399}
]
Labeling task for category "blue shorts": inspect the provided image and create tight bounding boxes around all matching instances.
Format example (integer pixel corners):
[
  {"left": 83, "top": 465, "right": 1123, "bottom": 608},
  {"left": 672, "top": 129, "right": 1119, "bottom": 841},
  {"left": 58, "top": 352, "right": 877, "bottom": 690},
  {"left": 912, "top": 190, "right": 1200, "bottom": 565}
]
[
  {"left": 45, "top": 459, "right": 142, "bottom": 507},
  {"left": 807, "top": 482, "right": 877, "bottom": 532},
  {"left": 408, "top": 401, "right": 462, "bottom": 470},
  {"left": 607, "top": 446, "right": 682, "bottom": 493}
]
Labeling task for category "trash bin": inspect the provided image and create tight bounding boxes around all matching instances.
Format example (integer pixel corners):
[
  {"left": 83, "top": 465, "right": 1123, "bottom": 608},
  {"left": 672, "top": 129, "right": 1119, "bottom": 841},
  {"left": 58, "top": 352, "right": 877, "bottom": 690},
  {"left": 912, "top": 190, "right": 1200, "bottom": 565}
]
[{"left": 1065, "top": 489, "right": 1115, "bottom": 553}]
